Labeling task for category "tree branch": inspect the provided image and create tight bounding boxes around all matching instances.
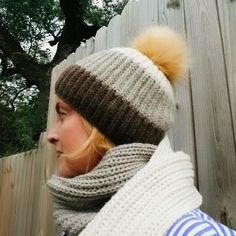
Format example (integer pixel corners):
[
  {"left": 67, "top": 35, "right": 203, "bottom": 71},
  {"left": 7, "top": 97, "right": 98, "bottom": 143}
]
[
  {"left": 0, "top": 23, "right": 34, "bottom": 66},
  {"left": 0, "top": 54, "right": 18, "bottom": 77},
  {"left": 0, "top": 23, "right": 50, "bottom": 89},
  {"left": 11, "top": 87, "right": 28, "bottom": 110},
  {"left": 0, "top": 54, "right": 8, "bottom": 75},
  {"left": 50, "top": 0, "right": 99, "bottom": 65},
  {"left": 0, "top": 24, "right": 24, "bottom": 57},
  {"left": 2, "top": 67, "right": 19, "bottom": 77}
]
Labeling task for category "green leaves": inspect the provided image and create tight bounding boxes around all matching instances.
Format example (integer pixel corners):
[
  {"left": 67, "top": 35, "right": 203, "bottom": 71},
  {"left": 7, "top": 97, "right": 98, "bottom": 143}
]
[
  {"left": 0, "top": 0, "right": 63, "bottom": 42},
  {"left": 0, "top": 0, "right": 128, "bottom": 157},
  {"left": 0, "top": 0, "right": 63, "bottom": 63},
  {"left": 86, "top": 0, "right": 128, "bottom": 26},
  {"left": 0, "top": 76, "right": 43, "bottom": 157}
]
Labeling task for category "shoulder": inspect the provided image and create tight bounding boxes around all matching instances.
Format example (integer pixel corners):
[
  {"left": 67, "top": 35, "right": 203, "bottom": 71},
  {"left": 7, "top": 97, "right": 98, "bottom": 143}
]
[{"left": 166, "top": 209, "right": 236, "bottom": 236}]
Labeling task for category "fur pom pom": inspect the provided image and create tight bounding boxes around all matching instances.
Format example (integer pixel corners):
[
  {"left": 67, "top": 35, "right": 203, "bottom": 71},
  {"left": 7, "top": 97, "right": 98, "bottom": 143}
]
[{"left": 131, "top": 26, "right": 188, "bottom": 84}]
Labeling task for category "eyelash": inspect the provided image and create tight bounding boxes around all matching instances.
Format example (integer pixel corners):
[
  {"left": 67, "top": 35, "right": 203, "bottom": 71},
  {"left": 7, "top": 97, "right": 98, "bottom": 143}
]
[{"left": 57, "top": 110, "right": 66, "bottom": 118}]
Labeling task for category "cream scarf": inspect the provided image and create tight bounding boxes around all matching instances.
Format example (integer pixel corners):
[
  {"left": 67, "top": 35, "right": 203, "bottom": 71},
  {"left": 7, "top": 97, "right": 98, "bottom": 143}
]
[{"left": 48, "top": 136, "right": 202, "bottom": 236}]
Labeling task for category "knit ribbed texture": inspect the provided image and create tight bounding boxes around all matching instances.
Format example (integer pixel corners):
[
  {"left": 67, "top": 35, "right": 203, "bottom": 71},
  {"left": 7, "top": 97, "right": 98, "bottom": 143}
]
[
  {"left": 47, "top": 143, "right": 157, "bottom": 236},
  {"left": 79, "top": 136, "right": 202, "bottom": 236},
  {"left": 47, "top": 137, "right": 202, "bottom": 236},
  {"left": 55, "top": 47, "right": 175, "bottom": 145}
]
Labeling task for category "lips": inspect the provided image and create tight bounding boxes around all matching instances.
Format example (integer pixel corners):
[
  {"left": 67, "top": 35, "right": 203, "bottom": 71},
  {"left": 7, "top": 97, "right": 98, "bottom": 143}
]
[{"left": 56, "top": 150, "right": 63, "bottom": 158}]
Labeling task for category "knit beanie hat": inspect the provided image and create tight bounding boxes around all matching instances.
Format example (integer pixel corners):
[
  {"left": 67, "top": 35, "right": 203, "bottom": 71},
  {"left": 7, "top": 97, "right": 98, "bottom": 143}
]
[{"left": 55, "top": 26, "right": 188, "bottom": 145}]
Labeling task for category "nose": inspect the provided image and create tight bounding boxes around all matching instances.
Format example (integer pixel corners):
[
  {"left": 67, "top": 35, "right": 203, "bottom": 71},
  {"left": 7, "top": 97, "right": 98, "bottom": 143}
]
[{"left": 47, "top": 126, "right": 59, "bottom": 145}]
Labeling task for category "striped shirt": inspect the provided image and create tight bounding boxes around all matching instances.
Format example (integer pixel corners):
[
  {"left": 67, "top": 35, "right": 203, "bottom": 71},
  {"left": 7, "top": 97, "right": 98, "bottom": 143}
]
[{"left": 166, "top": 209, "right": 236, "bottom": 236}]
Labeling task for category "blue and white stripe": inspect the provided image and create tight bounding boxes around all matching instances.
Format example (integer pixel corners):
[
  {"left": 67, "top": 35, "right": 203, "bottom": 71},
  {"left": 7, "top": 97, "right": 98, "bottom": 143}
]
[{"left": 166, "top": 209, "right": 236, "bottom": 236}]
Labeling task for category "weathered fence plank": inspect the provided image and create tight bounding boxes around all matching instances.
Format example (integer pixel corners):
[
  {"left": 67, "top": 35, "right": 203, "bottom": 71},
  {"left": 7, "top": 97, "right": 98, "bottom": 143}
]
[
  {"left": 107, "top": 15, "right": 121, "bottom": 48},
  {"left": 66, "top": 52, "right": 76, "bottom": 65},
  {"left": 156, "top": 0, "right": 197, "bottom": 173},
  {"left": 217, "top": 0, "right": 236, "bottom": 148},
  {"left": 85, "top": 37, "right": 95, "bottom": 57},
  {"left": 120, "top": 1, "right": 132, "bottom": 46},
  {"left": 0, "top": 133, "right": 56, "bottom": 236},
  {"left": 94, "top": 26, "right": 107, "bottom": 52},
  {"left": 184, "top": 0, "right": 236, "bottom": 226},
  {"left": 75, "top": 44, "right": 85, "bottom": 61},
  {"left": 0, "top": 158, "right": 14, "bottom": 236},
  {"left": 216, "top": 2, "right": 236, "bottom": 225},
  {"left": 137, "top": 0, "right": 159, "bottom": 29}
]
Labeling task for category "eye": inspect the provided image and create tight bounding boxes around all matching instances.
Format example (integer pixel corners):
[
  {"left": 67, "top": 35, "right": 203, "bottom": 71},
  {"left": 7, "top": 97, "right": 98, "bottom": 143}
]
[
  {"left": 57, "top": 109, "right": 67, "bottom": 120},
  {"left": 55, "top": 103, "right": 69, "bottom": 121},
  {"left": 58, "top": 111, "right": 66, "bottom": 117}
]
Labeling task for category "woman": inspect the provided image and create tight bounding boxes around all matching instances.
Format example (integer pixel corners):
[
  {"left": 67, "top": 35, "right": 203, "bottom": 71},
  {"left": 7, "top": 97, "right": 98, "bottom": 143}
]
[{"left": 47, "top": 27, "right": 236, "bottom": 236}]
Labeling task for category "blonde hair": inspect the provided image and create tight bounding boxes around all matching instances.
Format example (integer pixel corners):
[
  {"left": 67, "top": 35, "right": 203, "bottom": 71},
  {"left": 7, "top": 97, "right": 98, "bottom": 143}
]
[{"left": 64, "top": 115, "right": 114, "bottom": 163}]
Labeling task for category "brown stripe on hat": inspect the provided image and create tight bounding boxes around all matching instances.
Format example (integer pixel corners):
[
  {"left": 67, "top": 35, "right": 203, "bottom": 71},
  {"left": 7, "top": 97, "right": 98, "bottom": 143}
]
[{"left": 55, "top": 65, "right": 165, "bottom": 145}]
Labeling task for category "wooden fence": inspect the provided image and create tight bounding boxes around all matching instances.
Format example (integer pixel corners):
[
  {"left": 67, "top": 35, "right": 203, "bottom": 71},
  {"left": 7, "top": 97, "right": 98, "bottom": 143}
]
[
  {"left": 1, "top": 0, "right": 236, "bottom": 234},
  {"left": 0, "top": 133, "right": 56, "bottom": 236}
]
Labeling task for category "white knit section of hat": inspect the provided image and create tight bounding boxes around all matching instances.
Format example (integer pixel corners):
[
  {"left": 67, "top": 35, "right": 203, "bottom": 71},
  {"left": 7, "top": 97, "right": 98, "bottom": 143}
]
[{"left": 77, "top": 48, "right": 175, "bottom": 131}]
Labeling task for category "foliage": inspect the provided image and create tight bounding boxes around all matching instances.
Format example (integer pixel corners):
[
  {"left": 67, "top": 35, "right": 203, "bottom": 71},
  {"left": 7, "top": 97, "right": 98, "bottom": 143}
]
[
  {"left": 87, "top": 0, "right": 128, "bottom": 26},
  {"left": 0, "top": 76, "right": 44, "bottom": 157},
  {"left": 0, "top": 0, "right": 127, "bottom": 157},
  {"left": 0, "top": 0, "right": 63, "bottom": 61}
]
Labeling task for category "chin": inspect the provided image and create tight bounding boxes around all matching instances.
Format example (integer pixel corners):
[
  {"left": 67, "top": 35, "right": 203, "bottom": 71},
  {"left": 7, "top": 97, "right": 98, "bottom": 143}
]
[{"left": 58, "top": 167, "right": 74, "bottom": 178}]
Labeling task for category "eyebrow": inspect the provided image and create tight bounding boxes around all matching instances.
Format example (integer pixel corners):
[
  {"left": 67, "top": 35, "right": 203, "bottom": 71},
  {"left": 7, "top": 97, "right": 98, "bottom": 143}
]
[{"left": 55, "top": 102, "right": 60, "bottom": 114}]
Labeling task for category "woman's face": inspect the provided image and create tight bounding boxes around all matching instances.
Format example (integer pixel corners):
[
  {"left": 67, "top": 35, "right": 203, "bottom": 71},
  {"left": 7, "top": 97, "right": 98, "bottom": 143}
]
[{"left": 47, "top": 97, "right": 98, "bottom": 178}]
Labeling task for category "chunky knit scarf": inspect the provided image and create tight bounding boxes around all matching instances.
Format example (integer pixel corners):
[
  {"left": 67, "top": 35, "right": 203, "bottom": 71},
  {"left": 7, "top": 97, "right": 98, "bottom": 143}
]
[
  {"left": 47, "top": 143, "right": 157, "bottom": 236},
  {"left": 48, "top": 136, "right": 202, "bottom": 236}
]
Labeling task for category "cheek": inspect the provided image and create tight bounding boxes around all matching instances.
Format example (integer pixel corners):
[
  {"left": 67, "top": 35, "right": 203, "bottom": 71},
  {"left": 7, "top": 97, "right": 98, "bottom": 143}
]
[{"left": 60, "top": 116, "right": 89, "bottom": 152}]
